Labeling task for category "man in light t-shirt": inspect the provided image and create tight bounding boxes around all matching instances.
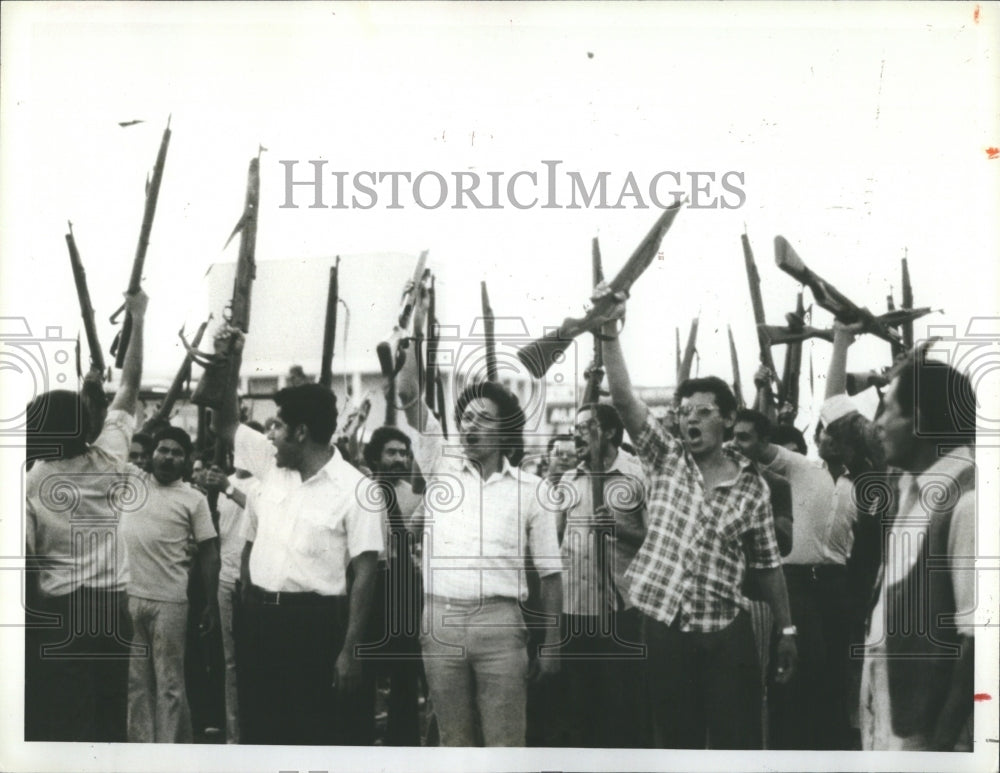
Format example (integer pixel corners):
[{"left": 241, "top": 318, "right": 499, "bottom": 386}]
[{"left": 122, "top": 426, "right": 219, "bottom": 743}]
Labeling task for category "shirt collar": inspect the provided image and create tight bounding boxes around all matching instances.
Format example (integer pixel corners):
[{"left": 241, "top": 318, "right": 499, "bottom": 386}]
[
  {"left": 569, "top": 448, "right": 634, "bottom": 479},
  {"left": 461, "top": 454, "right": 519, "bottom": 481}
]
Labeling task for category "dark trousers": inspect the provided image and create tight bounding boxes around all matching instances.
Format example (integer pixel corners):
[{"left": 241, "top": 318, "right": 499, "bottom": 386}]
[
  {"left": 234, "top": 585, "right": 354, "bottom": 745},
  {"left": 558, "top": 609, "right": 649, "bottom": 748},
  {"left": 769, "top": 564, "right": 852, "bottom": 750},
  {"left": 359, "top": 554, "right": 424, "bottom": 746},
  {"left": 24, "top": 587, "right": 135, "bottom": 742},
  {"left": 644, "top": 611, "right": 761, "bottom": 749}
]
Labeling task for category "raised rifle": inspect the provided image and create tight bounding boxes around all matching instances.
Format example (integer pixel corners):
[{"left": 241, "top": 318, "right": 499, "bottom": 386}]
[
  {"left": 741, "top": 230, "right": 781, "bottom": 410},
  {"left": 65, "top": 222, "right": 106, "bottom": 379},
  {"left": 901, "top": 254, "right": 914, "bottom": 351},
  {"left": 777, "top": 292, "right": 805, "bottom": 416},
  {"left": 144, "top": 315, "right": 211, "bottom": 432},
  {"left": 773, "top": 235, "right": 902, "bottom": 347},
  {"left": 377, "top": 252, "right": 429, "bottom": 426},
  {"left": 190, "top": 152, "right": 261, "bottom": 410},
  {"left": 677, "top": 316, "right": 698, "bottom": 384},
  {"left": 335, "top": 392, "right": 373, "bottom": 466},
  {"left": 424, "top": 274, "right": 448, "bottom": 437},
  {"left": 517, "top": 201, "right": 684, "bottom": 378},
  {"left": 481, "top": 281, "right": 497, "bottom": 383},
  {"left": 728, "top": 324, "right": 745, "bottom": 410},
  {"left": 110, "top": 117, "right": 172, "bottom": 368},
  {"left": 319, "top": 257, "right": 341, "bottom": 389}
]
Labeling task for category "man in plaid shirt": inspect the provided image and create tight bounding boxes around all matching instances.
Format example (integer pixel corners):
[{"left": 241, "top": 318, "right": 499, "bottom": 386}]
[{"left": 588, "top": 286, "right": 798, "bottom": 749}]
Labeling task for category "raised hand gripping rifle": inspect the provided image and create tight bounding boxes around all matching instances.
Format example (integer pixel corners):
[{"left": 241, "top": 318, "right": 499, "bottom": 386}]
[
  {"left": 377, "top": 251, "right": 429, "bottom": 426},
  {"left": 517, "top": 201, "right": 684, "bottom": 378},
  {"left": 189, "top": 152, "right": 261, "bottom": 411},
  {"left": 110, "top": 117, "right": 172, "bottom": 368}
]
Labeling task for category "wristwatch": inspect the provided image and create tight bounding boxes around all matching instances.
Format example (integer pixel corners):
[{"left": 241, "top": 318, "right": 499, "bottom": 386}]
[
  {"left": 780, "top": 625, "right": 798, "bottom": 637},
  {"left": 224, "top": 482, "right": 236, "bottom": 498}
]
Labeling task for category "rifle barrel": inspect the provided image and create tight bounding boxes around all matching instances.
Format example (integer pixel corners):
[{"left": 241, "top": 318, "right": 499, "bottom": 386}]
[
  {"left": 65, "top": 224, "right": 105, "bottom": 375},
  {"left": 320, "top": 257, "right": 340, "bottom": 388}
]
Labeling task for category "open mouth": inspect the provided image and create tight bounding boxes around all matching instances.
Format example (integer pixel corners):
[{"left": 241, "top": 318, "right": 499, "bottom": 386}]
[
  {"left": 464, "top": 432, "right": 479, "bottom": 446},
  {"left": 686, "top": 427, "right": 702, "bottom": 442}
]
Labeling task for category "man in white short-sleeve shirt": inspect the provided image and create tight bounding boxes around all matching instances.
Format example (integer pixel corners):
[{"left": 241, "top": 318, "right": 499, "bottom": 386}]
[{"left": 214, "top": 328, "right": 385, "bottom": 746}]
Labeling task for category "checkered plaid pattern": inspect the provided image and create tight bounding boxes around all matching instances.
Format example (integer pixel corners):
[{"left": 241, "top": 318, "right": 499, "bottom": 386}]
[{"left": 624, "top": 413, "right": 780, "bottom": 632}]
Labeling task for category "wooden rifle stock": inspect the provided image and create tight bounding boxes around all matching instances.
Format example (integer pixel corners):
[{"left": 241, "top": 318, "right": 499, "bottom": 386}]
[
  {"left": 320, "top": 257, "right": 340, "bottom": 388},
  {"left": 901, "top": 255, "right": 914, "bottom": 351},
  {"left": 111, "top": 117, "right": 172, "bottom": 368},
  {"left": 65, "top": 222, "right": 106, "bottom": 377},
  {"left": 376, "top": 251, "right": 428, "bottom": 379},
  {"left": 517, "top": 201, "right": 683, "bottom": 378}
]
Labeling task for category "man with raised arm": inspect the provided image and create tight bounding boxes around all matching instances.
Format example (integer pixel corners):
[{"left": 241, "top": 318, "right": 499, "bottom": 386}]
[
  {"left": 25, "top": 290, "right": 147, "bottom": 742},
  {"left": 585, "top": 285, "right": 797, "bottom": 749},
  {"left": 395, "top": 324, "right": 563, "bottom": 747},
  {"left": 211, "top": 326, "right": 384, "bottom": 746}
]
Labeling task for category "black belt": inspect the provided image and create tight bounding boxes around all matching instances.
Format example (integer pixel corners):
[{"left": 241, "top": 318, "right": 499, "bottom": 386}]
[
  {"left": 245, "top": 583, "right": 345, "bottom": 607},
  {"left": 783, "top": 563, "right": 846, "bottom": 581}
]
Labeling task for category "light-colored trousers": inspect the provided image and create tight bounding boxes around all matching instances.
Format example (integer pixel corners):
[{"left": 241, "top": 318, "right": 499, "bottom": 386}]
[
  {"left": 127, "top": 596, "right": 192, "bottom": 743},
  {"left": 420, "top": 596, "right": 529, "bottom": 746}
]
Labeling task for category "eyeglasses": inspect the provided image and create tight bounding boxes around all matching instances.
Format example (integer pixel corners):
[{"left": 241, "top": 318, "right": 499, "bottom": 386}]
[
  {"left": 677, "top": 405, "right": 720, "bottom": 420},
  {"left": 574, "top": 420, "right": 599, "bottom": 435}
]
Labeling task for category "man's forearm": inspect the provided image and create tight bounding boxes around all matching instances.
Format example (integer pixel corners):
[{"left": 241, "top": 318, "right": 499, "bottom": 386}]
[
  {"left": 539, "top": 573, "right": 563, "bottom": 647},
  {"left": 110, "top": 316, "right": 143, "bottom": 414},
  {"left": 825, "top": 328, "right": 851, "bottom": 399},
  {"left": 239, "top": 540, "right": 253, "bottom": 587},
  {"left": 931, "top": 637, "right": 975, "bottom": 750},
  {"left": 601, "top": 325, "right": 648, "bottom": 441},
  {"left": 342, "top": 552, "right": 377, "bottom": 651},
  {"left": 752, "top": 566, "right": 793, "bottom": 629}
]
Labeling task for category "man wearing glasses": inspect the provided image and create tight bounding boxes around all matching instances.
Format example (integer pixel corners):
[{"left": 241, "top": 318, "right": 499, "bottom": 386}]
[{"left": 585, "top": 285, "right": 797, "bottom": 750}]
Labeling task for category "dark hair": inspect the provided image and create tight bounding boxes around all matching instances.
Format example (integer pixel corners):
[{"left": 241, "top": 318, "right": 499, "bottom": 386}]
[
  {"left": 454, "top": 380, "right": 526, "bottom": 465},
  {"left": 363, "top": 426, "right": 411, "bottom": 470},
  {"left": 826, "top": 412, "right": 883, "bottom": 476},
  {"left": 579, "top": 403, "right": 625, "bottom": 447},
  {"left": 131, "top": 432, "right": 155, "bottom": 455},
  {"left": 771, "top": 424, "right": 807, "bottom": 455},
  {"left": 274, "top": 383, "right": 338, "bottom": 445},
  {"left": 547, "top": 433, "right": 574, "bottom": 453},
  {"left": 153, "top": 426, "right": 193, "bottom": 458},
  {"left": 25, "top": 390, "right": 90, "bottom": 460},
  {"left": 245, "top": 420, "right": 265, "bottom": 434},
  {"left": 734, "top": 409, "right": 772, "bottom": 441},
  {"left": 894, "top": 356, "right": 977, "bottom": 447},
  {"left": 676, "top": 376, "right": 738, "bottom": 418}
]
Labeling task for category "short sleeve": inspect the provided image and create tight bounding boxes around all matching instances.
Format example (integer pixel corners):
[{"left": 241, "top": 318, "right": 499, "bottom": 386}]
[
  {"left": 25, "top": 497, "right": 36, "bottom": 556},
  {"left": 949, "top": 491, "right": 977, "bottom": 637},
  {"left": 190, "top": 493, "right": 218, "bottom": 543},
  {"left": 345, "top": 485, "right": 386, "bottom": 560},
  {"left": 527, "top": 479, "right": 562, "bottom": 576},
  {"left": 234, "top": 423, "right": 274, "bottom": 480},
  {"left": 745, "top": 485, "right": 782, "bottom": 570},
  {"left": 92, "top": 409, "right": 135, "bottom": 463},
  {"left": 633, "top": 412, "right": 678, "bottom": 472}
]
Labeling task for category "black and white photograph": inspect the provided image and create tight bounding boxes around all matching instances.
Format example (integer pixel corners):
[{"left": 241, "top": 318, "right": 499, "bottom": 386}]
[{"left": 1, "top": 3, "right": 998, "bottom": 772}]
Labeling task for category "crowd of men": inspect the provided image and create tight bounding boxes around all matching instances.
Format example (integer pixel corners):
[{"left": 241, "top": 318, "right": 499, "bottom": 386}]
[{"left": 23, "top": 277, "right": 978, "bottom": 751}]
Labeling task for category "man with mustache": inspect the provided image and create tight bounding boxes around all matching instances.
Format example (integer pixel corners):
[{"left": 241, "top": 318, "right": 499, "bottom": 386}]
[
  {"left": 121, "top": 425, "right": 220, "bottom": 743},
  {"left": 361, "top": 426, "right": 424, "bottom": 745},
  {"left": 586, "top": 285, "right": 797, "bottom": 750}
]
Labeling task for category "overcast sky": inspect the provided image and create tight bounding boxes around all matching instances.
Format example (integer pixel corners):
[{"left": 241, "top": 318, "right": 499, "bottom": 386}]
[{"left": 1, "top": 3, "right": 998, "bottom": 770}]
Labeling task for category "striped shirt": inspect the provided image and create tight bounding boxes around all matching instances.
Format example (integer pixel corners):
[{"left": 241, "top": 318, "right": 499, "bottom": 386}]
[{"left": 625, "top": 413, "right": 781, "bottom": 632}]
